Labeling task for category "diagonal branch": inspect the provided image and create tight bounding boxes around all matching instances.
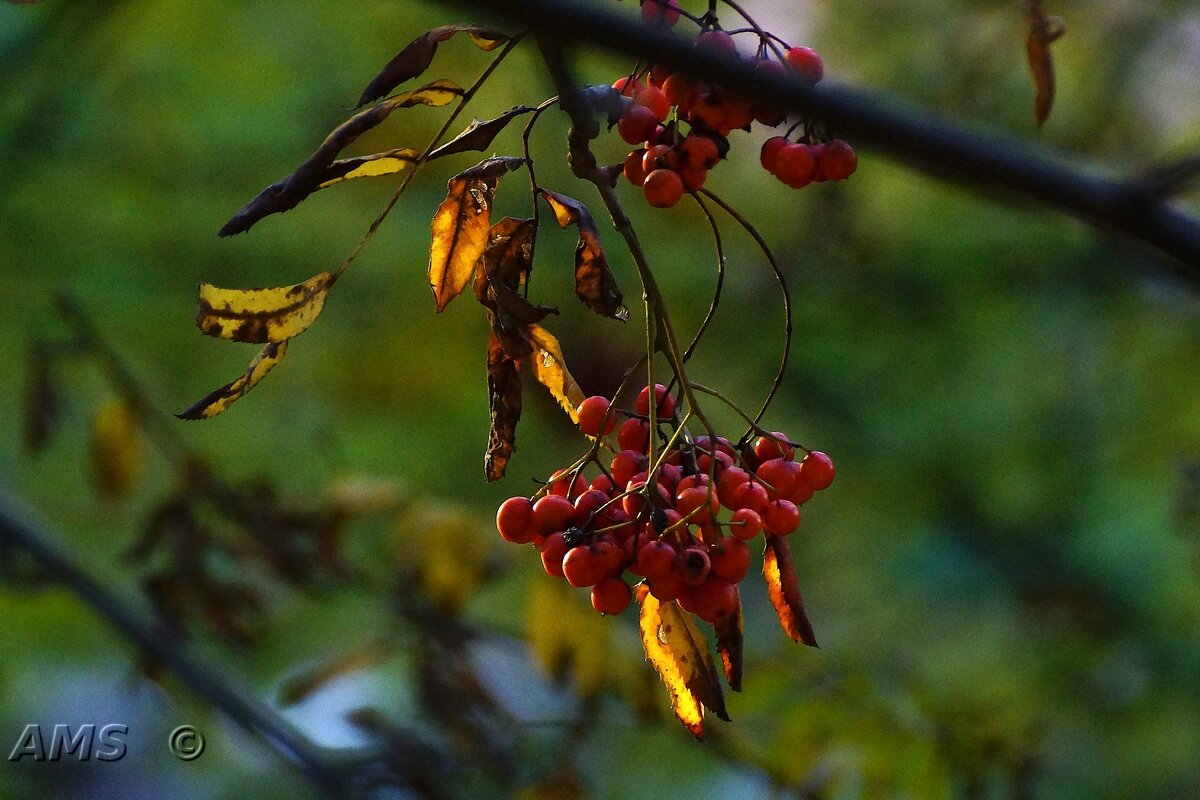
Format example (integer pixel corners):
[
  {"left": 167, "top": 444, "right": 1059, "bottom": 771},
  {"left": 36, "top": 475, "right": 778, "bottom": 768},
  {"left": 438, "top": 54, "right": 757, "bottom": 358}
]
[{"left": 444, "top": 0, "right": 1200, "bottom": 280}]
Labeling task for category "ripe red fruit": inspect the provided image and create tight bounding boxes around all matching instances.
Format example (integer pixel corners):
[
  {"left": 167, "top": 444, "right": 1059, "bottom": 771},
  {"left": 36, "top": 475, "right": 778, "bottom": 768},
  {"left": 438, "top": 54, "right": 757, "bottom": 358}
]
[
  {"left": 533, "top": 494, "right": 575, "bottom": 534},
  {"left": 610, "top": 449, "right": 646, "bottom": 487},
  {"left": 635, "top": 86, "right": 671, "bottom": 122},
  {"left": 676, "top": 485, "right": 718, "bottom": 523},
  {"left": 800, "top": 450, "right": 836, "bottom": 489},
  {"left": 496, "top": 496, "right": 536, "bottom": 544},
  {"left": 548, "top": 470, "right": 587, "bottom": 499},
  {"left": 540, "top": 532, "right": 568, "bottom": 577},
  {"left": 648, "top": 570, "right": 687, "bottom": 602},
  {"left": 576, "top": 395, "right": 617, "bottom": 437},
  {"left": 709, "top": 536, "right": 751, "bottom": 582},
  {"left": 689, "top": 577, "right": 739, "bottom": 623},
  {"left": 612, "top": 75, "right": 645, "bottom": 98},
  {"left": 679, "top": 163, "right": 707, "bottom": 192},
  {"left": 728, "top": 480, "right": 770, "bottom": 514},
  {"left": 785, "top": 46, "right": 824, "bottom": 84},
  {"left": 593, "top": 535, "right": 625, "bottom": 574},
  {"left": 729, "top": 507, "right": 763, "bottom": 540},
  {"left": 592, "top": 577, "right": 633, "bottom": 615},
  {"left": 754, "top": 431, "right": 796, "bottom": 462},
  {"left": 617, "top": 418, "right": 651, "bottom": 452},
  {"left": 678, "top": 545, "right": 712, "bottom": 584},
  {"left": 618, "top": 104, "right": 659, "bottom": 144},
  {"left": 641, "top": 0, "right": 681, "bottom": 28},
  {"left": 683, "top": 134, "right": 720, "bottom": 169},
  {"left": 644, "top": 168, "right": 685, "bottom": 207},
  {"left": 661, "top": 73, "right": 691, "bottom": 105},
  {"left": 752, "top": 59, "right": 789, "bottom": 126},
  {"left": 775, "top": 143, "right": 817, "bottom": 188},
  {"left": 649, "top": 63, "right": 673, "bottom": 87},
  {"left": 562, "top": 545, "right": 607, "bottom": 587},
  {"left": 716, "top": 466, "right": 750, "bottom": 507},
  {"left": 642, "top": 144, "right": 681, "bottom": 175},
  {"left": 787, "top": 478, "right": 815, "bottom": 506},
  {"left": 635, "top": 383, "right": 676, "bottom": 418},
  {"left": 764, "top": 499, "right": 801, "bottom": 535},
  {"left": 573, "top": 489, "right": 609, "bottom": 525},
  {"left": 657, "top": 463, "right": 683, "bottom": 496},
  {"left": 637, "top": 539, "right": 677, "bottom": 579},
  {"left": 688, "top": 94, "right": 729, "bottom": 132},
  {"left": 817, "top": 140, "right": 857, "bottom": 181},
  {"left": 624, "top": 149, "right": 648, "bottom": 186},
  {"left": 590, "top": 473, "right": 615, "bottom": 494},
  {"left": 760, "top": 136, "right": 788, "bottom": 174},
  {"left": 756, "top": 458, "right": 799, "bottom": 500},
  {"left": 696, "top": 29, "right": 737, "bottom": 57}
]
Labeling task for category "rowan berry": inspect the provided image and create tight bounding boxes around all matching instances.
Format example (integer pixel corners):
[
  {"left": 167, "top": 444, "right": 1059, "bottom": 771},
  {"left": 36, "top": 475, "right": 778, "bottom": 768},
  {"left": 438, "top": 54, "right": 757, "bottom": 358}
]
[
  {"left": 729, "top": 507, "right": 763, "bottom": 540},
  {"left": 533, "top": 494, "right": 575, "bottom": 534},
  {"left": 696, "top": 29, "right": 737, "bottom": 57},
  {"left": 496, "top": 496, "right": 536, "bottom": 544},
  {"left": 624, "top": 148, "right": 648, "bottom": 186},
  {"left": 617, "top": 418, "right": 651, "bottom": 452},
  {"left": 785, "top": 46, "right": 824, "bottom": 84},
  {"left": 635, "top": 86, "right": 671, "bottom": 122},
  {"left": 540, "top": 532, "right": 568, "bottom": 577},
  {"left": 610, "top": 449, "right": 646, "bottom": 487},
  {"left": 709, "top": 536, "right": 750, "bottom": 582},
  {"left": 612, "top": 75, "right": 645, "bottom": 98},
  {"left": 637, "top": 538, "right": 677, "bottom": 579},
  {"left": 799, "top": 450, "right": 836, "bottom": 489},
  {"left": 775, "top": 143, "right": 817, "bottom": 188},
  {"left": 817, "top": 140, "right": 857, "bottom": 181},
  {"left": 641, "top": 0, "right": 681, "bottom": 29},
  {"left": 592, "top": 577, "right": 633, "bottom": 615},
  {"left": 764, "top": 499, "right": 801, "bottom": 534},
  {"left": 577, "top": 395, "right": 617, "bottom": 437},
  {"left": 754, "top": 431, "right": 796, "bottom": 462},
  {"left": 562, "top": 545, "right": 607, "bottom": 587},
  {"left": 635, "top": 383, "right": 675, "bottom": 418},
  {"left": 618, "top": 104, "right": 659, "bottom": 144},
  {"left": 678, "top": 545, "right": 712, "bottom": 584},
  {"left": 689, "top": 577, "right": 739, "bottom": 623}
]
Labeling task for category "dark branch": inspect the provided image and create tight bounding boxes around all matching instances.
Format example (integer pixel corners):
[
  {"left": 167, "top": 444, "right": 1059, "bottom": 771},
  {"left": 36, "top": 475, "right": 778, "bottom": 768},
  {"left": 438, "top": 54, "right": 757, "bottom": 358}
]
[{"left": 445, "top": 0, "right": 1200, "bottom": 280}]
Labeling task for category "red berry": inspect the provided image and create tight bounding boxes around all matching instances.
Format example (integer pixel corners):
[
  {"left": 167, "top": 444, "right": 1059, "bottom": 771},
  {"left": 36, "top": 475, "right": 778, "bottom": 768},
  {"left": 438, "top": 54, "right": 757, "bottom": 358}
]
[
  {"left": 540, "top": 532, "right": 568, "bottom": 577},
  {"left": 549, "top": 470, "right": 587, "bottom": 499},
  {"left": 678, "top": 545, "right": 712, "bottom": 584},
  {"left": 637, "top": 539, "right": 677, "bottom": 579},
  {"left": 689, "top": 577, "right": 739, "bottom": 623},
  {"left": 661, "top": 73, "right": 691, "bottom": 105},
  {"left": 683, "top": 134, "right": 720, "bottom": 169},
  {"left": 716, "top": 466, "right": 749, "bottom": 507},
  {"left": 764, "top": 499, "right": 801, "bottom": 535},
  {"left": 635, "top": 383, "right": 676, "bottom": 418},
  {"left": 644, "top": 168, "right": 685, "bottom": 208},
  {"left": 635, "top": 86, "right": 671, "bottom": 122},
  {"left": 817, "top": 140, "right": 857, "bottom": 181},
  {"left": 577, "top": 395, "right": 616, "bottom": 437},
  {"left": 709, "top": 536, "right": 750, "bottom": 582},
  {"left": 729, "top": 480, "right": 770, "bottom": 514},
  {"left": 800, "top": 450, "right": 836, "bottom": 489},
  {"left": 533, "top": 494, "right": 575, "bottom": 534},
  {"left": 729, "top": 507, "right": 763, "bottom": 540},
  {"left": 775, "top": 143, "right": 817, "bottom": 188},
  {"left": 642, "top": 143, "right": 680, "bottom": 175},
  {"left": 648, "top": 570, "right": 687, "bottom": 602},
  {"left": 657, "top": 463, "right": 683, "bottom": 496},
  {"left": 787, "top": 478, "right": 815, "bottom": 506},
  {"left": 760, "top": 136, "right": 788, "bottom": 174},
  {"left": 617, "top": 418, "right": 652, "bottom": 453},
  {"left": 754, "top": 431, "right": 796, "bottom": 462},
  {"left": 592, "top": 577, "right": 633, "bottom": 615},
  {"left": 590, "top": 473, "right": 615, "bottom": 494},
  {"left": 696, "top": 29, "right": 737, "bottom": 57},
  {"left": 756, "top": 457, "right": 798, "bottom": 500},
  {"left": 610, "top": 449, "right": 646, "bottom": 487},
  {"left": 562, "top": 545, "right": 607, "bottom": 587},
  {"left": 593, "top": 535, "right": 625, "bottom": 574},
  {"left": 496, "top": 496, "right": 536, "bottom": 544},
  {"left": 612, "top": 75, "right": 645, "bottom": 98},
  {"left": 785, "top": 46, "right": 824, "bottom": 84},
  {"left": 676, "top": 485, "right": 718, "bottom": 522},
  {"left": 752, "top": 59, "right": 789, "bottom": 125},
  {"left": 624, "top": 148, "right": 648, "bottom": 186},
  {"left": 649, "top": 63, "right": 673, "bottom": 87},
  {"left": 573, "top": 489, "right": 610, "bottom": 525},
  {"left": 679, "top": 163, "right": 707, "bottom": 192},
  {"left": 618, "top": 104, "right": 659, "bottom": 144},
  {"left": 641, "top": 0, "right": 681, "bottom": 28}
]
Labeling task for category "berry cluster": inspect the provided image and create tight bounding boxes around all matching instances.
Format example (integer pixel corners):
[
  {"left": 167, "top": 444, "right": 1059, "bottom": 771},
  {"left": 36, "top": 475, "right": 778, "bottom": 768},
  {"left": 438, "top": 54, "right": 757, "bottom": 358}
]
[
  {"left": 610, "top": 2, "right": 856, "bottom": 208},
  {"left": 495, "top": 384, "right": 834, "bottom": 622}
]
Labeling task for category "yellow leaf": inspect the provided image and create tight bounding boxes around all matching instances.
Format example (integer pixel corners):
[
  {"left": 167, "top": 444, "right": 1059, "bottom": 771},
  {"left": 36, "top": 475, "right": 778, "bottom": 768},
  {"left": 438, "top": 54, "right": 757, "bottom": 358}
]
[
  {"left": 636, "top": 584, "right": 729, "bottom": 740},
  {"left": 524, "top": 323, "right": 585, "bottom": 423},
  {"left": 196, "top": 272, "right": 333, "bottom": 344},
  {"left": 763, "top": 534, "right": 819, "bottom": 646},
  {"left": 318, "top": 148, "right": 420, "bottom": 188},
  {"left": 527, "top": 580, "right": 612, "bottom": 698},
  {"left": 177, "top": 340, "right": 288, "bottom": 420},
  {"left": 89, "top": 399, "right": 141, "bottom": 498},
  {"left": 399, "top": 505, "right": 486, "bottom": 612}
]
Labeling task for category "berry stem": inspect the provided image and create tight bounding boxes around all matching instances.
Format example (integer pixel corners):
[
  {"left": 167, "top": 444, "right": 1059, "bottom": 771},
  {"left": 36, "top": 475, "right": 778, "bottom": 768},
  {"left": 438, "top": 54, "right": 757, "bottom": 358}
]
[
  {"left": 717, "top": 0, "right": 789, "bottom": 65},
  {"left": 688, "top": 381, "right": 803, "bottom": 450},
  {"left": 522, "top": 95, "right": 562, "bottom": 279}
]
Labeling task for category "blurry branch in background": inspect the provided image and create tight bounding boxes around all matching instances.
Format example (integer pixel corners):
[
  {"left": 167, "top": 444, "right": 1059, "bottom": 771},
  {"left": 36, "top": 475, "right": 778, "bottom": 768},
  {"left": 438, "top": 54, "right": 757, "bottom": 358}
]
[{"left": 445, "top": 0, "right": 1200, "bottom": 282}]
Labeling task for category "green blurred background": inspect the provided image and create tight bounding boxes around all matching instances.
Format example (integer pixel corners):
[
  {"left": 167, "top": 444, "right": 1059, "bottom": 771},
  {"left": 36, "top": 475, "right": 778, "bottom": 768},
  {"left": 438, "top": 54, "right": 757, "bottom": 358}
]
[{"left": 3, "top": 0, "right": 1200, "bottom": 798}]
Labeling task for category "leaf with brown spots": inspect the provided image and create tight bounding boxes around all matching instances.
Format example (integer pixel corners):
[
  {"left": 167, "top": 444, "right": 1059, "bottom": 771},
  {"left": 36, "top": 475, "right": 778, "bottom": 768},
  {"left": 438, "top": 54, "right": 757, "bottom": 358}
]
[
  {"left": 485, "top": 330, "right": 522, "bottom": 481},
  {"left": 318, "top": 148, "right": 421, "bottom": 189},
  {"left": 177, "top": 340, "right": 288, "bottom": 421},
  {"left": 428, "top": 105, "right": 536, "bottom": 160},
  {"left": 712, "top": 589, "right": 744, "bottom": 691},
  {"left": 357, "top": 25, "right": 510, "bottom": 107},
  {"left": 1025, "top": 1, "right": 1066, "bottom": 126},
  {"left": 195, "top": 272, "right": 334, "bottom": 344},
  {"left": 429, "top": 156, "right": 525, "bottom": 312},
  {"left": 763, "top": 534, "right": 818, "bottom": 647},
  {"left": 219, "top": 82, "right": 461, "bottom": 236},
  {"left": 540, "top": 190, "right": 627, "bottom": 321},
  {"left": 524, "top": 323, "right": 584, "bottom": 424},
  {"left": 636, "top": 584, "right": 729, "bottom": 740}
]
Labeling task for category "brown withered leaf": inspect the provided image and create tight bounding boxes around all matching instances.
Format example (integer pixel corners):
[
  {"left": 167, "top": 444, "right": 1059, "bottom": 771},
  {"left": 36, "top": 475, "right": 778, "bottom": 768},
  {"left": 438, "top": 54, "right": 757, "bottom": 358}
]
[
  {"left": 478, "top": 216, "right": 536, "bottom": 295},
  {"left": 196, "top": 272, "right": 333, "bottom": 343},
  {"left": 89, "top": 399, "right": 142, "bottom": 498},
  {"left": 713, "top": 589, "right": 744, "bottom": 691},
  {"left": 524, "top": 323, "right": 584, "bottom": 423},
  {"left": 220, "top": 82, "right": 460, "bottom": 236},
  {"left": 429, "top": 156, "right": 525, "bottom": 312},
  {"left": 177, "top": 340, "right": 288, "bottom": 420},
  {"left": 428, "top": 105, "right": 536, "bottom": 160},
  {"left": 540, "top": 190, "right": 627, "bottom": 321},
  {"left": 485, "top": 330, "right": 522, "bottom": 481},
  {"left": 763, "top": 534, "right": 818, "bottom": 647},
  {"left": 636, "top": 584, "right": 729, "bottom": 740},
  {"left": 357, "top": 24, "right": 510, "bottom": 107},
  {"left": 1026, "top": 1, "right": 1066, "bottom": 126},
  {"left": 22, "top": 342, "right": 60, "bottom": 453}
]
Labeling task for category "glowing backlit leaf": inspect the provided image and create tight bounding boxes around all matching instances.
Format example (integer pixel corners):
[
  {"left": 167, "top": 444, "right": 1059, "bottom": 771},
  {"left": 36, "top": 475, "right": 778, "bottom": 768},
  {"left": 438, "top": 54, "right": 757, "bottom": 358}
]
[
  {"left": 357, "top": 24, "right": 510, "bottom": 107},
  {"left": 428, "top": 156, "right": 524, "bottom": 312},
  {"left": 429, "top": 106, "right": 535, "bottom": 160},
  {"left": 763, "top": 534, "right": 819, "bottom": 647},
  {"left": 318, "top": 148, "right": 420, "bottom": 188},
  {"left": 89, "top": 399, "right": 141, "bottom": 498},
  {"left": 636, "top": 584, "right": 729, "bottom": 740},
  {"left": 177, "top": 340, "right": 288, "bottom": 420},
  {"left": 524, "top": 323, "right": 584, "bottom": 423},
  {"left": 196, "top": 272, "right": 333, "bottom": 343},
  {"left": 220, "top": 82, "right": 460, "bottom": 236},
  {"left": 712, "top": 588, "right": 744, "bottom": 691},
  {"left": 540, "top": 190, "right": 627, "bottom": 321}
]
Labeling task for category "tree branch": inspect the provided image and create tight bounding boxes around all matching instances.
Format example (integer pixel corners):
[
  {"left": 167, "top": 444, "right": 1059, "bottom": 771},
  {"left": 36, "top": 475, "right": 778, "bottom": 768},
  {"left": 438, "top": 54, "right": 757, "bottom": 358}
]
[{"left": 445, "top": 0, "right": 1200, "bottom": 280}]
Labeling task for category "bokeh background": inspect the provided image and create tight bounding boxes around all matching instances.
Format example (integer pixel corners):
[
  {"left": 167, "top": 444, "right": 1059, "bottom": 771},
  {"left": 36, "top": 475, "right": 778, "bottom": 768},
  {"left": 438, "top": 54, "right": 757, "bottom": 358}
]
[{"left": 3, "top": 0, "right": 1200, "bottom": 798}]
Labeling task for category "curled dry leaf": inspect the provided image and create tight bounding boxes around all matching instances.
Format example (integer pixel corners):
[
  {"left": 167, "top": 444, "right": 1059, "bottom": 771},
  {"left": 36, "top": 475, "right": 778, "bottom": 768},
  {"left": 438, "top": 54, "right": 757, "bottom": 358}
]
[
  {"left": 195, "top": 272, "right": 334, "bottom": 343},
  {"left": 177, "top": 340, "right": 288, "bottom": 420},
  {"left": 540, "top": 190, "right": 627, "bottom": 321},
  {"left": 220, "top": 82, "right": 460, "bottom": 236},
  {"left": 357, "top": 24, "right": 510, "bottom": 107},
  {"left": 1025, "top": 0, "right": 1066, "bottom": 126},
  {"left": 428, "top": 105, "right": 536, "bottom": 160},
  {"left": 712, "top": 588, "right": 744, "bottom": 692},
  {"left": 763, "top": 534, "right": 819, "bottom": 647},
  {"left": 485, "top": 330, "right": 522, "bottom": 481},
  {"left": 524, "top": 323, "right": 585, "bottom": 424},
  {"left": 636, "top": 583, "right": 729, "bottom": 740},
  {"left": 318, "top": 147, "right": 420, "bottom": 189},
  {"left": 428, "top": 156, "right": 525, "bottom": 312},
  {"left": 89, "top": 399, "right": 142, "bottom": 498}
]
